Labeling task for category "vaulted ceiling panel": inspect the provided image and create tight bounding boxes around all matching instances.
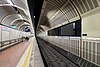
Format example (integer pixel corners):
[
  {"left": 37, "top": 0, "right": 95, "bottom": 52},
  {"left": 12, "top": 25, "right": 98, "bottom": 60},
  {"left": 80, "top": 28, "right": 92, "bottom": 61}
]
[{"left": 36, "top": 0, "right": 100, "bottom": 33}]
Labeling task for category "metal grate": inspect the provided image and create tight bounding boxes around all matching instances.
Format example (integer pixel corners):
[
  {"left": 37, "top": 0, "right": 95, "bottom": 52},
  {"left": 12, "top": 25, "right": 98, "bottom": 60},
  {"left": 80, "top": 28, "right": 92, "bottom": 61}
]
[
  {"left": 78, "top": 0, "right": 87, "bottom": 13},
  {"left": 49, "top": 0, "right": 67, "bottom": 8},
  {"left": 62, "top": 2, "right": 78, "bottom": 20},
  {"left": 92, "top": 0, "right": 98, "bottom": 8},
  {"left": 87, "top": 0, "right": 94, "bottom": 10},
  {"left": 97, "top": 43, "right": 100, "bottom": 65},
  {"left": 73, "top": 0, "right": 83, "bottom": 14},
  {"left": 89, "top": 42, "right": 92, "bottom": 61},
  {"left": 51, "top": 11, "right": 67, "bottom": 26},
  {"left": 92, "top": 42, "right": 96, "bottom": 62},
  {"left": 82, "top": 0, "right": 90, "bottom": 11},
  {"left": 73, "top": 0, "right": 99, "bottom": 14}
]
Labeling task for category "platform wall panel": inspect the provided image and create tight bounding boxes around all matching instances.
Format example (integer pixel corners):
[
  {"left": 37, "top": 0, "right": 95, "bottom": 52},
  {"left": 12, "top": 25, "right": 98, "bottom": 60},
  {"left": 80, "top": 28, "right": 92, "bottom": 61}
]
[
  {"left": 9, "top": 28, "right": 15, "bottom": 40},
  {"left": 2, "top": 26, "right": 10, "bottom": 41},
  {"left": 0, "top": 25, "right": 1, "bottom": 42}
]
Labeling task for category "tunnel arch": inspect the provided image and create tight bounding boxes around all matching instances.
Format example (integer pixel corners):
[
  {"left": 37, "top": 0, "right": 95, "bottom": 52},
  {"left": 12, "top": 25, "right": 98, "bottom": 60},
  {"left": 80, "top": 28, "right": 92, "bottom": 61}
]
[
  {"left": 37, "top": 0, "right": 82, "bottom": 32},
  {"left": 1, "top": 14, "right": 23, "bottom": 25},
  {"left": 11, "top": 19, "right": 30, "bottom": 25},
  {"left": 37, "top": 0, "right": 100, "bottom": 33},
  {"left": 0, "top": 4, "right": 31, "bottom": 23},
  {"left": 18, "top": 23, "right": 31, "bottom": 31},
  {"left": 0, "top": 4, "right": 28, "bottom": 16}
]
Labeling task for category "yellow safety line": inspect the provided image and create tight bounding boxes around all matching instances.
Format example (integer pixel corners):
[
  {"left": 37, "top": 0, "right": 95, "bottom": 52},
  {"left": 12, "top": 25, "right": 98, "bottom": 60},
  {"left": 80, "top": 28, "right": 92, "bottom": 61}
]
[{"left": 22, "top": 41, "right": 33, "bottom": 67}]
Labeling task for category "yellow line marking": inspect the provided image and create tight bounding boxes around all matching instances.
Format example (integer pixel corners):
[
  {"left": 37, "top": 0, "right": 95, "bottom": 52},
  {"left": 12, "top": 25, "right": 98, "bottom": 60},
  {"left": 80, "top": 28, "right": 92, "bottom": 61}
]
[{"left": 22, "top": 41, "right": 33, "bottom": 67}]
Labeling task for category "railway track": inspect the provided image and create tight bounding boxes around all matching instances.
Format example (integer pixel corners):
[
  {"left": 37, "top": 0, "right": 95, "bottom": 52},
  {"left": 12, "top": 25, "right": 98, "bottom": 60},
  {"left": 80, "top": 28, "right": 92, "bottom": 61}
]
[{"left": 37, "top": 38, "right": 79, "bottom": 67}]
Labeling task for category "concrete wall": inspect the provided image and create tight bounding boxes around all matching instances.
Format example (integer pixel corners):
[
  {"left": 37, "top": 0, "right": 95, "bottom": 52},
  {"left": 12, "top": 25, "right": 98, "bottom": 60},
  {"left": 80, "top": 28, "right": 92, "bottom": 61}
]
[{"left": 82, "top": 12, "right": 100, "bottom": 37}]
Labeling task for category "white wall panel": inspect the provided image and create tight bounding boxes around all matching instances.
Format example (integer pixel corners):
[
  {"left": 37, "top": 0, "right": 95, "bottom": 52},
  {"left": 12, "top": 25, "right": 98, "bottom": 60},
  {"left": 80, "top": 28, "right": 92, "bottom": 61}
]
[
  {"left": 9, "top": 28, "right": 15, "bottom": 40},
  {"left": 82, "top": 12, "right": 100, "bottom": 37},
  {"left": 18, "top": 31, "right": 21, "bottom": 38},
  {"left": 2, "top": 26, "right": 10, "bottom": 41},
  {"left": 19, "top": 31, "right": 22, "bottom": 38},
  {"left": 17, "top": 31, "right": 20, "bottom": 38},
  {"left": 0, "top": 25, "right": 1, "bottom": 42},
  {"left": 23, "top": 32, "right": 26, "bottom": 37},
  {"left": 13, "top": 30, "right": 17, "bottom": 39}
]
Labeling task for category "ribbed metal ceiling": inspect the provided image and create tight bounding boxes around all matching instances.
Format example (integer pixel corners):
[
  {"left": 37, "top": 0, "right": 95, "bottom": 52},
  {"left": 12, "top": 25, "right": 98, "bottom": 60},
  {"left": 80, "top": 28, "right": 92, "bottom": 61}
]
[{"left": 35, "top": 0, "right": 99, "bottom": 32}]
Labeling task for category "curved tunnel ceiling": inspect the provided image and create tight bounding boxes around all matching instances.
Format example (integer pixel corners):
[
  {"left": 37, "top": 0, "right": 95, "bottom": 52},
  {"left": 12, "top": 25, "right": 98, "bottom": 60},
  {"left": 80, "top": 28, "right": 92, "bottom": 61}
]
[
  {"left": 11, "top": 19, "right": 30, "bottom": 25},
  {"left": 37, "top": 0, "right": 81, "bottom": 32},
  {"left": 18, "top": 24, "right": 30, "bottom": 30},
  {"left": 2, "top": 14, "right": 23, "bottom": 25},
  {"left": 34, "top": 0, "right": 99, "bottom": 33},
  {"left": 0, "top": 0, "right": 33, "bottom": 31},
  {"left": 0, "top": 0, "right": 29, "bottom": 16},
  {"left": 0, "top": 5, "right": 29, "bottom": 19}
]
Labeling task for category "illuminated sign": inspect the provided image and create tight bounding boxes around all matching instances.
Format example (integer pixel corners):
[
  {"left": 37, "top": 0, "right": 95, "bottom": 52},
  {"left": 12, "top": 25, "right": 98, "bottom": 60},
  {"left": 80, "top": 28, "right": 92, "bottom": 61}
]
[{"left": 12, "top": 25, "right": 17, "bottom": 29}]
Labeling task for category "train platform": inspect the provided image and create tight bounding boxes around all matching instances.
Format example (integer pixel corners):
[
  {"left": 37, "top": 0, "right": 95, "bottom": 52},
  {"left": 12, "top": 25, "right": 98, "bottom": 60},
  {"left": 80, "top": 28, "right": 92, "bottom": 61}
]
[{"left": 0, "top": 37, "right": 44, "bottom": 67}]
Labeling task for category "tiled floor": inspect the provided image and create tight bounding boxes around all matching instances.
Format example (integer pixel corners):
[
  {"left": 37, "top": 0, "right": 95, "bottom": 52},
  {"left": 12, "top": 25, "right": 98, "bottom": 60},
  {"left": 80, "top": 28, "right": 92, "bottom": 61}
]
[
  {"left": 29, "top": 38, "right": 44, "bottom": 67},
  {"left": 0, "top": 40, "right": 31, "bottom": 67}
]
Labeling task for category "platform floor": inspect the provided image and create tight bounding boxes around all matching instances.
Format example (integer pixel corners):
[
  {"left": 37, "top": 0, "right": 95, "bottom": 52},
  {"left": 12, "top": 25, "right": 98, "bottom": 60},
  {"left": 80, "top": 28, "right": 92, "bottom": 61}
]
[
  {"left": 0, "top": 37, "right": 44, "bottom": 67},
  {"left": 0, "top": 40, "right": 30, "bottom": 67},
  {"left": 29, "top": 38, "right": 44, "bottom": 67}
]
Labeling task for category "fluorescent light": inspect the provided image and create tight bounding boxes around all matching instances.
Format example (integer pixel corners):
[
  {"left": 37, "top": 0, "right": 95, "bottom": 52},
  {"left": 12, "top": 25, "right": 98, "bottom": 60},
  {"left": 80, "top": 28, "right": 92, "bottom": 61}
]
[
  {"left": 6, "top": 0, "right": 13, "bottom": 5},
  {"left": 34, "top": 16, "right": 35, "bottom": 18},
  {"left": 24, "top": 22, "right": 28, "bottom": 25}
]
